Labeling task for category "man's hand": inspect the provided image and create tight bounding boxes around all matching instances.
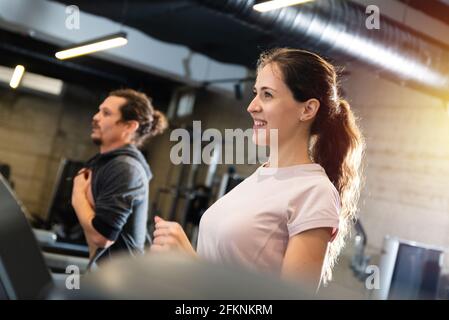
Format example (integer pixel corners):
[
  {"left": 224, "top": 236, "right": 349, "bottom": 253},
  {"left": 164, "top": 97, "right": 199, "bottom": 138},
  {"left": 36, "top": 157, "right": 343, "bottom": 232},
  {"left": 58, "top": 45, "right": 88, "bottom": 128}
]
[
  {"left": 71, "top": 168, "right": 113, "bottom": 258},
  {"left": 151, "top": 216, "right": 197, "bottom": 257},
  {"left": 71, "top": 169, "right": 92, "bottom": 210}
]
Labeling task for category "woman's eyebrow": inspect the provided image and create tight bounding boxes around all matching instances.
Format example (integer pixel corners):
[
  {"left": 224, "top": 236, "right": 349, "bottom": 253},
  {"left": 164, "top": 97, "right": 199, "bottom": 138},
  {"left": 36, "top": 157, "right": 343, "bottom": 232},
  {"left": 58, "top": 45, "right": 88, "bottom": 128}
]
[{"left": 253, "top": 86, "right": 277, "bottom": 92}]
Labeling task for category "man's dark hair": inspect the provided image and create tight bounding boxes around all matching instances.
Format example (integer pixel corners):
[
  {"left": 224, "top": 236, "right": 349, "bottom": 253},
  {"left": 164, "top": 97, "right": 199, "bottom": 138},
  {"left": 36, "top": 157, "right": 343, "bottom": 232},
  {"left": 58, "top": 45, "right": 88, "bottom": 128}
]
[{"left": 109, "top": 89, "right": 168, "bottom": 146}]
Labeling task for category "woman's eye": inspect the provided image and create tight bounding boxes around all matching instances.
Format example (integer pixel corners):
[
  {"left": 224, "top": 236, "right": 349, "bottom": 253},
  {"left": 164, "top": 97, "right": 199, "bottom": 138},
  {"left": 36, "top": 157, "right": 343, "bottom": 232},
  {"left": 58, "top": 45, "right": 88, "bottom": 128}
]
[{"left": 264, "top": 92, "right": 272, "bottom": 98}]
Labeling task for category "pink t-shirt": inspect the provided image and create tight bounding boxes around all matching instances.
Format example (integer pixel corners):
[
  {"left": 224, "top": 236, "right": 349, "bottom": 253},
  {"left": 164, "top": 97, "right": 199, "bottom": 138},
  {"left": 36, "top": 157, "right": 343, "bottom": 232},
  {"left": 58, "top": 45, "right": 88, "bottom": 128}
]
[{"left": 196, "top": 163, "right": 340, "bottom": 274}]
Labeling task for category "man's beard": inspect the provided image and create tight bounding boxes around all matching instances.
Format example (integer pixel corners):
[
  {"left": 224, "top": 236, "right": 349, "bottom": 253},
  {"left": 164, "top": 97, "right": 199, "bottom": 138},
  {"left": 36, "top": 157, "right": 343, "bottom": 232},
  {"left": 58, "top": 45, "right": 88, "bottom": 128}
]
[
  {"left": 92, "top": 137, "right": 102, "bottom": 146},
  {"left": 91, "top": 121, "right": 101, "bottom": 146}
]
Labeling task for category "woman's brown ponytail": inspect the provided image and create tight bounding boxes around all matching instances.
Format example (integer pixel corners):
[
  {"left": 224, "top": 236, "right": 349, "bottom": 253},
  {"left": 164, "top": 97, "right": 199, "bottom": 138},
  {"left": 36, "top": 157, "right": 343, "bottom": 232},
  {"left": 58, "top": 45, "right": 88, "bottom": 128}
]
[{"left": 258, "top": 48, "right": 365, "bottom": 284}]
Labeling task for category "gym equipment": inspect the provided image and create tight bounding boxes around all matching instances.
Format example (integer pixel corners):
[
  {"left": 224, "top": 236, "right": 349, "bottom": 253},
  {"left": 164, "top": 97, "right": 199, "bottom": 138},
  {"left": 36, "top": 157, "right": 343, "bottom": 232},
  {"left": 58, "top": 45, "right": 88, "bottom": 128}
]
[
  {"left": 217, "top": 166, "right": 245, "bottom": 199},
  {"left": 374, "top": 236, "right": 444, "bottom": 300},
  {"left": 0, "top": 173, "right": 53, "bottom": 299},
  {"left": 45, "top": 158, "right": 87, "bottom": 245},
  {"left": 52, "top": 252, "right": 311, "bottom": 300},
  {"left": 0, "top": 173, "right": 88, "bottom": 299},
  {"left": 0, "top": 162, "right": 14, "bottom": 189},
  {"left": 151, "top": 158, "right": 246, "bottom": 247},
  {"left": 350, "top": 220, "right": 371, "bottom": 281},
  {"left": 150, "top": 128, "right": 221, "bottom": 233}
]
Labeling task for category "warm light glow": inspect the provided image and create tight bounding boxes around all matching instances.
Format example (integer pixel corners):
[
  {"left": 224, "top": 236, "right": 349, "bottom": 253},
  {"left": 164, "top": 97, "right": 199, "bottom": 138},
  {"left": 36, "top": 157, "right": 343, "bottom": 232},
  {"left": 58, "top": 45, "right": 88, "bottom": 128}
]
[
  {"left": 299, "top": 18, "right": 448, "bottom": 87},
  {"left": 9, "top": 65, "right": 25, "bottom": 89},
  {"left": 252, "top": 1, "right": 448, "bottom": 89},
  {"left": 55, "top": 35, "right": 128, "bottom": 60},
  {"left": 253, "top": 0, "right": 314, "bottom": 12},
  {"left": 1, "top": 65, "right": 63, "bottom": 95}
]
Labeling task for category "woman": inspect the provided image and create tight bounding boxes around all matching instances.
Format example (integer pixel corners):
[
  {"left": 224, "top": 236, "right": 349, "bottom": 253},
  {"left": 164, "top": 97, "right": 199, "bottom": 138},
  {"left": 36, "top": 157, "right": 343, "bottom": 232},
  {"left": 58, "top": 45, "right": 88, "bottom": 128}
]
[{"left": 151, "top": 48, "right": 364, "bottom": 288}]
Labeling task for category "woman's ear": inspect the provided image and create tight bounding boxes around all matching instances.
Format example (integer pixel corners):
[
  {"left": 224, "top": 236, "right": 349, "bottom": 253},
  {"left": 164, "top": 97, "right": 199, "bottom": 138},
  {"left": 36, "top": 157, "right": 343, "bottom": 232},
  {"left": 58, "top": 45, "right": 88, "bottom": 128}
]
[{"left": 299, "top": 98, "right": 320, "bottom": 121}]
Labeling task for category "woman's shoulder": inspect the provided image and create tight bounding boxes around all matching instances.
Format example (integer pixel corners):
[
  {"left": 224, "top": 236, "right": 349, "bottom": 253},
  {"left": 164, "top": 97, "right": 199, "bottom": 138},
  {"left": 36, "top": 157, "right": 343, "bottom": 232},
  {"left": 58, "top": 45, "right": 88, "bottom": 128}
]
[
  {"left": 312, "top": 176, "right": 340, "bottom": 199},
  {"left": 289, "top": 172, "right": 341, "bottom": 207}
]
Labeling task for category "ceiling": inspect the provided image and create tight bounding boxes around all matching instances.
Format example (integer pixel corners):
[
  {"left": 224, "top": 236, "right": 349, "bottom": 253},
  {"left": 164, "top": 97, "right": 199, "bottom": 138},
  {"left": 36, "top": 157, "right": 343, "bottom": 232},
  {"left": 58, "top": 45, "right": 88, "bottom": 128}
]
[
  {"left": 398, "top": 0, "right": 449, "bottom": 26},
  {"left": 54, "top": 0, "right": 275, "bottom": 68},
  {"left": 1, "top": 0, "right": 449, "bottom": 100},
  {"left": 51, "top": 0, "right": 449, "bottom": 67}
]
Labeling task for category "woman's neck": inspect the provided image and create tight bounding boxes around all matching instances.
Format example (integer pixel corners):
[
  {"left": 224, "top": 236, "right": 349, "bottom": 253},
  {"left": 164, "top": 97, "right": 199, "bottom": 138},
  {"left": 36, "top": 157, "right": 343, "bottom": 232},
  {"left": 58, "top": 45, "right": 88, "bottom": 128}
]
[{"left": 268, "top": 134, "right": 312, "bottom": 168}]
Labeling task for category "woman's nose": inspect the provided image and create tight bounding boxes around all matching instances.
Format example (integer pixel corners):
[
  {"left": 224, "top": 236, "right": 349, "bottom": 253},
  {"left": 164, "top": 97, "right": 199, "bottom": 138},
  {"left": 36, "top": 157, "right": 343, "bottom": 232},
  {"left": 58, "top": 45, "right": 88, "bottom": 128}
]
[{"left": 247, "top": 97, "right": 261, "bottom": 113}]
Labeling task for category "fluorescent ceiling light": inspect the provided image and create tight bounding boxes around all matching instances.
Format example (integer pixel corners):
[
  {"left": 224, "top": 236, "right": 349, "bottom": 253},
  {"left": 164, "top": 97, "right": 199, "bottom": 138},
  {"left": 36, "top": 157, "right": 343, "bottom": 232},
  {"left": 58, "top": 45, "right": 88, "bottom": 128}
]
[
  {"left": 55, "top": 32, "right": 128, "bottom": 60},
  {"left": 9, "top": 65, "right": 25, "bottom": 89},
  {"left": 253, "top": 0, "right": 314, "bottom": 12},
  {"left": 0, "top": 65, "right": 64, "bottom": 96}
]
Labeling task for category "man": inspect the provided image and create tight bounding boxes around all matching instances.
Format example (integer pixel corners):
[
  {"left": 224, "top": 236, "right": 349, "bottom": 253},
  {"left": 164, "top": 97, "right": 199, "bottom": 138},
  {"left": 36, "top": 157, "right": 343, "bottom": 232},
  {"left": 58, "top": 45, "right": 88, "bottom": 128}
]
[{"left": 71, "top": 89, "right": 167, "bottom": 263}]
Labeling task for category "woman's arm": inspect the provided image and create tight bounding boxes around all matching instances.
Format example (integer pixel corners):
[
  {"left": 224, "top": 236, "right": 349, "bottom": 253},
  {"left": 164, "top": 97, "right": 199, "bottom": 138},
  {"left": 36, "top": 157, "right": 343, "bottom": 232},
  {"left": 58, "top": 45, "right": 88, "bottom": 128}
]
[
  {"left": 151, "top": 216, "right": 198, "bottom": 257},
  {"left": 281, "top": 227, "right": 332, "bottom": 288}
]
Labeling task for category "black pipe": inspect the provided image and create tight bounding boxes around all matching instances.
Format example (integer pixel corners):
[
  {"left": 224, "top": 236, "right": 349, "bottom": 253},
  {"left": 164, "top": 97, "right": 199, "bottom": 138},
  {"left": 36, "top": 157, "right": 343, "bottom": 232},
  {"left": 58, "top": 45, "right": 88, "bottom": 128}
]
[{"left": 194, "top": 0, "right": 449, "bottom": 98}]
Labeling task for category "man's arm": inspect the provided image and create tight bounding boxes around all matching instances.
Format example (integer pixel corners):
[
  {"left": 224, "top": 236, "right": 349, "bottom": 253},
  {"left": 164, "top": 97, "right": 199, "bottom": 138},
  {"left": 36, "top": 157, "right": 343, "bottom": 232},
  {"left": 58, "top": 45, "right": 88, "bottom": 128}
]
[{"left": 71, "top": 170, "right": 114, "bottom": 259}]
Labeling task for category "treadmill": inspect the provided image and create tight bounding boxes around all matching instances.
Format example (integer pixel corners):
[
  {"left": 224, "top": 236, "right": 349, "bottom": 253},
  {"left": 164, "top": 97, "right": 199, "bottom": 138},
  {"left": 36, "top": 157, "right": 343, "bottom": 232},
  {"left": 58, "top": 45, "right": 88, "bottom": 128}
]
[{"left": 0, "top": 174, "right": 87, "bottom": 299}]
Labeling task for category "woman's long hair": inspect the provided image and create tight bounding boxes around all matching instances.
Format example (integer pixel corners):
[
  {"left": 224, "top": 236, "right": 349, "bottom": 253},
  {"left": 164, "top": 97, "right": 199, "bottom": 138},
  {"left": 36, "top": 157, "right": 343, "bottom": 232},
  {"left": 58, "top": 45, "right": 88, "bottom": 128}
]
[{"left": 258, "top": 48, "right": 365, "bottom": 284}]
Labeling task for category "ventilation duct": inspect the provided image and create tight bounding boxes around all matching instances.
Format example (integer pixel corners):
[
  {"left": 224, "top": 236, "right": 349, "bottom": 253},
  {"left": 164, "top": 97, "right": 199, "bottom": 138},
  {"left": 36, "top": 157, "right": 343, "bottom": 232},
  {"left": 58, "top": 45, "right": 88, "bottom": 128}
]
[{"left": 195, "top": 0, "right": 449, "bottom": 98}]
